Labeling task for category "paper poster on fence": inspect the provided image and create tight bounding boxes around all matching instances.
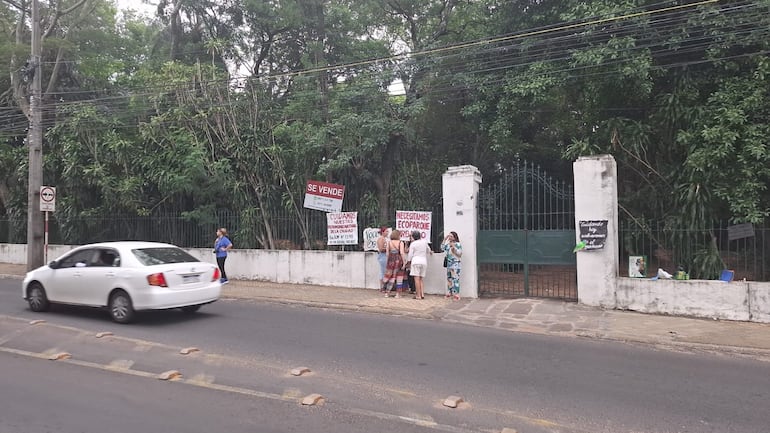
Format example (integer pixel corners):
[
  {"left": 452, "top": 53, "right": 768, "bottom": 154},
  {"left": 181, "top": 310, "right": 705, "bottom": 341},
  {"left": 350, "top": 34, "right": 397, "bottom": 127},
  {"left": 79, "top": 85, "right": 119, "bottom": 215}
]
[
  {"left": 363, "top": 227, "right": 380, "bottom": 251},
  {"left": 327, "top": 212, "right": 358, "bottom": 245},
  {"left": 395, "top": 210, "right": 432, "bottom": 241}
]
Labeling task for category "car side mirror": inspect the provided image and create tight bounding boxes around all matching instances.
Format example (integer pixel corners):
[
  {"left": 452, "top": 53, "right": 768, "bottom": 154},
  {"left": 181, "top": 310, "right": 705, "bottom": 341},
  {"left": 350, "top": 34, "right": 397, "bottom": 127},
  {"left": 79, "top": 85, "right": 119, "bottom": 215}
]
[{"left": 48, "top": 260, "right": 59, "bottom": 269}]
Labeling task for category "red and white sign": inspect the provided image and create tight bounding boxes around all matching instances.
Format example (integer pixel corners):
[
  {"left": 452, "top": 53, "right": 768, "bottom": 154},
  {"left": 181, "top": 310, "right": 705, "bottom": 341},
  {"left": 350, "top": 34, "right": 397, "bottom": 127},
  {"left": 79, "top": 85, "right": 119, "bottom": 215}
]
[
  {"left": 327, "top": 212, "right": 358, "bottom": 245},
  {"left": 304, "top": 180, "right": 345, "bottom": 213},
  {"left": 395, "top": 210, "right": 432, "bottom": 241},
  {"left": 39, "top": 186, "right": 56, "bottom": 212}
]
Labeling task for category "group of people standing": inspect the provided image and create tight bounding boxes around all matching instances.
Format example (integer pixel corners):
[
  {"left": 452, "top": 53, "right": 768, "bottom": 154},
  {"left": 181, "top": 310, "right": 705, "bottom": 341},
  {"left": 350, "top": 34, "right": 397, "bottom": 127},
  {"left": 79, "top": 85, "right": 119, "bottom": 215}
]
[
  {"left": 376, "top": 228, "right": 463, "bottom": 300},
  {"left": 216, "top": 225, "right": 462, "bottom": 299}
]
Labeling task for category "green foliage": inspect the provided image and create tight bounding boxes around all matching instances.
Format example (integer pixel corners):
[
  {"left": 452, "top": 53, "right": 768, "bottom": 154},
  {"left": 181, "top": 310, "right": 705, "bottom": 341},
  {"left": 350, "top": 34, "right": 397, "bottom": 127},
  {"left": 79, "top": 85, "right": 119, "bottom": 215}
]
[{"left": 1, "top": 0, "right": 769, "bottom": 261}]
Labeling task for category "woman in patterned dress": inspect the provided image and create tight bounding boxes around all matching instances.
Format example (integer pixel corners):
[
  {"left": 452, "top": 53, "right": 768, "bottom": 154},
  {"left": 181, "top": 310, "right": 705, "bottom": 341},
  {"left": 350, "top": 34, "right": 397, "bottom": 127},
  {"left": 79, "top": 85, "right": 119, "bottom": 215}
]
[
  {"left": 441, "top": 231, "right": 462, "bottom": 300},
  {"left": 382, "top": 229, "right": 407, "bottom": 298}
]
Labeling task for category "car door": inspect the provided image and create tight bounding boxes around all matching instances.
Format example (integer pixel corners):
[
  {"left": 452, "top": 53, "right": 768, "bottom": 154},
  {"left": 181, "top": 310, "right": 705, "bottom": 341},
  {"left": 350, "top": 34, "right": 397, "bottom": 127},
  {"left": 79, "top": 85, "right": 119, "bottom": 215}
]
[
  {"left": 76, "top": 248, "right": 122, "bottom": 306},
  {"left": 49, "top": 248, "right": 100, "bottom": 304}
]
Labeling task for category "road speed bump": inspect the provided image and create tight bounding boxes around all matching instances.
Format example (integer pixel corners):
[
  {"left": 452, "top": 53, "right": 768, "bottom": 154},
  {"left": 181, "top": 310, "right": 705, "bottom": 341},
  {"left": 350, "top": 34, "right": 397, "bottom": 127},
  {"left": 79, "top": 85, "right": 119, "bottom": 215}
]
[
  {"left": 158, "top": 370, "right": 182, "bottom": 381},
  {"left": 291, "top": 367, "right": 311, "bottom": 376},
  {"left": 442, "top": 395, "right": 464, "bottom": 408},
  {"left": 48, "top": 352, "right": 71, "bottom": 361},
  {"left": 301, "top": 393, "right": 324, "bottom": 406}
]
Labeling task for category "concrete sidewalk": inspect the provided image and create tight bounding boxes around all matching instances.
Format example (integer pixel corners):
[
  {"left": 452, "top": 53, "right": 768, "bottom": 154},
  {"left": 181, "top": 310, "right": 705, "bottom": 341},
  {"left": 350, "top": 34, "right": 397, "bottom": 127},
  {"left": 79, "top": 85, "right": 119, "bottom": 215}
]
[{"left": 3, "top": 263, "right": 770, "bottom": 361}]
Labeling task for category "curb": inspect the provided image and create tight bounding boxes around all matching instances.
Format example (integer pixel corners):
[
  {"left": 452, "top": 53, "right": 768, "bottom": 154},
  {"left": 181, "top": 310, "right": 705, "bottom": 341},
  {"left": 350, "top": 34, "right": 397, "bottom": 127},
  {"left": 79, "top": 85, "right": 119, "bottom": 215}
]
[{"left": 221, "top": 295, "right": 437, "bottom": 320}]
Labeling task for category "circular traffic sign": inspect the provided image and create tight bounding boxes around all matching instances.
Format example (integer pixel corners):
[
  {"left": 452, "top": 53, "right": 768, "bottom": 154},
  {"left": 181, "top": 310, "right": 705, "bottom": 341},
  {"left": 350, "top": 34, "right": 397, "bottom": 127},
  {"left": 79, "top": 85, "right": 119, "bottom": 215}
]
[{"left": 41, "top": 186, "right": 55, "bottom": 202}]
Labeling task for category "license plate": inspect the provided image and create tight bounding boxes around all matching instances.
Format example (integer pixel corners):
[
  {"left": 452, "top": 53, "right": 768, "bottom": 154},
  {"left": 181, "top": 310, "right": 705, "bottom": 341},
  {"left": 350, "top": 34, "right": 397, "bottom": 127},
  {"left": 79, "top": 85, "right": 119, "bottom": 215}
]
[{"left": 182, "top": 275, "right": 200, "bottom": 284}]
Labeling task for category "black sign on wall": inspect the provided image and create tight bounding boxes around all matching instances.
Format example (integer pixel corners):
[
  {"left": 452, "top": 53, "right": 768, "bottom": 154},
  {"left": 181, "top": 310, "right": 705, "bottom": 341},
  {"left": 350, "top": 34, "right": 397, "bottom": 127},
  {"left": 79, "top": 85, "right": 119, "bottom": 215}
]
[{"left": 579, "top": 220, "right": 608, "bottom": 250}]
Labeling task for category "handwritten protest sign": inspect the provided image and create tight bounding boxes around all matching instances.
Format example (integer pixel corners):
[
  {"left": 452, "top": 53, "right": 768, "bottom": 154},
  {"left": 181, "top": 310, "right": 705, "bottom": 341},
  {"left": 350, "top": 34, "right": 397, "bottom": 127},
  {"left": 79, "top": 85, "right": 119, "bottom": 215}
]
[
  {"left": 395, "top": 210, "right": 432, "bottom": 241},
  {"left": 327, "top": 212, "right": 358, "bottom": 245}
]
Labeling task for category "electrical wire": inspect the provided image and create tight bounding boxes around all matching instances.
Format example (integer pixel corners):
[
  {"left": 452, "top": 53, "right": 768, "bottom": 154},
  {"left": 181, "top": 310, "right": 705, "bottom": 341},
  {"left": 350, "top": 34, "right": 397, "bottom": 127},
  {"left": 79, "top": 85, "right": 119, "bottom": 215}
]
[{"left": 0, "top": 0, "right": 767, "bottom": 136}]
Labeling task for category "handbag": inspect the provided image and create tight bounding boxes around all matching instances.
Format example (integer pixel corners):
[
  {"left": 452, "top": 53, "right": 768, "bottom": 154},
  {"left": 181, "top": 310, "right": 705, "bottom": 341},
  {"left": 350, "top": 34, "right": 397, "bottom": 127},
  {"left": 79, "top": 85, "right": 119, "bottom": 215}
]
[{"left": 443, "top": 256, "right": 448, "bottom": 267}]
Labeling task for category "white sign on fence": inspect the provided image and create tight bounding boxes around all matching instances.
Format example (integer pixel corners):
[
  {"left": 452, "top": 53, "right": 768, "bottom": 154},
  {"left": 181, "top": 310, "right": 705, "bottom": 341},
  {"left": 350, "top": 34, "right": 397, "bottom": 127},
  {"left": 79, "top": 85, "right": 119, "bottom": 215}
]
[
  {"left": 395, "top": 210, "right": 432, "bottom": 241},
  {"left": 304, "top": 179, "right": 345, "bottom": 213},
  {"left": 327, "top": 212, "right": 358, "bottom": 245}
]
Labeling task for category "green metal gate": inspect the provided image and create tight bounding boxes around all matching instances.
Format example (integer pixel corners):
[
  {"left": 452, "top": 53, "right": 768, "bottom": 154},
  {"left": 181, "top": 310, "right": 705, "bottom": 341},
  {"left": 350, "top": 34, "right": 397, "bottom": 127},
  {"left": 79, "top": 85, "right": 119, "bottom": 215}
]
[{"left": 478, "top": 161, "right": 577, "bottom": 300}]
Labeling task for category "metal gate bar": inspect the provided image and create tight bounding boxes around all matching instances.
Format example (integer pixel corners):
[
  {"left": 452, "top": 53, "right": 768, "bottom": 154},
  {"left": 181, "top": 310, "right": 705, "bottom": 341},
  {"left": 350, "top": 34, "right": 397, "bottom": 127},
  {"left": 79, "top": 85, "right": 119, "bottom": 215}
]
[{"left": 478, "top": 161, "right": 576, "bottom": 300}]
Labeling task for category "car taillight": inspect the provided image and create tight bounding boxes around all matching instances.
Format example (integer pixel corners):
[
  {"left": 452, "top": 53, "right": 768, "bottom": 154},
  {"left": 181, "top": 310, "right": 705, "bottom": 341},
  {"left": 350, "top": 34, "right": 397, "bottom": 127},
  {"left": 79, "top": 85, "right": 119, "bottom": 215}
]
[
  {"left": 212, "top": 268, "right": 220, "bottom": 282},
  {"left": 147, "top": 272, "right": 168, "bottom": 287}
]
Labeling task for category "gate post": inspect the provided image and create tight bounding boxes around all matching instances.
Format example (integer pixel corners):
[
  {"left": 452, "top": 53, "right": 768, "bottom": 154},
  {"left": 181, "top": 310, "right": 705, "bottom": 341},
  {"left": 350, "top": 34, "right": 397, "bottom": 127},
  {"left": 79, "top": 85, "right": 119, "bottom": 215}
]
[
  {"left": 442, "top": 165, "right": 482, "bottom": 298},
  {"left": 573, "top": 155, "right": 618, "bottom": 307}
]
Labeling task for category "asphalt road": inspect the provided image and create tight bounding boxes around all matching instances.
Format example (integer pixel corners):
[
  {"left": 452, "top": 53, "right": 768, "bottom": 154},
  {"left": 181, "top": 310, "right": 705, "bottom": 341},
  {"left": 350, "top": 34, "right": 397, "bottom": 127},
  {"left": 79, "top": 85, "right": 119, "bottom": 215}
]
[
  {"left": 0, "top": 351, "right": 446, "bottom": 433},
  {"left": 2, "top": 278, "right": 770, "bottom": 433}
]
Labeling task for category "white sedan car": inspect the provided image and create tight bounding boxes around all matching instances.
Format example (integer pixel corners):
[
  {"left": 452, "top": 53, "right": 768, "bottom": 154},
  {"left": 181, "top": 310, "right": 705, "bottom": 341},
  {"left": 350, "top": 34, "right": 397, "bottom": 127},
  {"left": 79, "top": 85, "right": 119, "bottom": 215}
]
[{"left": 22, "top": 241, "right": 222, "bottom": 323}]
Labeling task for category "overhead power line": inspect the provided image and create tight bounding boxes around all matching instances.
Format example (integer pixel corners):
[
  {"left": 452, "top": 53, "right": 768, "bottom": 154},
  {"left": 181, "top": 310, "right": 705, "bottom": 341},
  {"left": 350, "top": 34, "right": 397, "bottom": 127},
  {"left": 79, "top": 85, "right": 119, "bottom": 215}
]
[{"left": 0, "top": 0, "right": 767, "bottom": 136}]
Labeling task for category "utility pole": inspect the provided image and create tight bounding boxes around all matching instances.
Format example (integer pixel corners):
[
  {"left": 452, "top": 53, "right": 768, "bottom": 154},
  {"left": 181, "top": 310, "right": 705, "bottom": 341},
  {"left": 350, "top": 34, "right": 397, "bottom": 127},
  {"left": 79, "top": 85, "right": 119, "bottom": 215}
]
[{"left": 27, "top": 0, "right": 44, "bottom": 271}]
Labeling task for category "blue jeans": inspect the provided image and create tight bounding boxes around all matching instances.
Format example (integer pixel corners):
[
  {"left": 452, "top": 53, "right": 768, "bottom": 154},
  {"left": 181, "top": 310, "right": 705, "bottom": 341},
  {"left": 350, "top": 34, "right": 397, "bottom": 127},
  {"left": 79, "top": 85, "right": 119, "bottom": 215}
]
[{"left": 377, "top": 252, "right": 387, "bottom": 282}]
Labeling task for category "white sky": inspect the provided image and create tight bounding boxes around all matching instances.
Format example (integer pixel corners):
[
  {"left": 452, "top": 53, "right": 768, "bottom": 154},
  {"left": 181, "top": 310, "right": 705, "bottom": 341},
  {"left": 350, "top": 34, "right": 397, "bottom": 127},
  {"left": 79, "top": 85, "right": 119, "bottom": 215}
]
[
  {"left": 115, "top": 0, "right": 156, "bottom": 16},
  {"left": 111, "top": 0, "right": 406, "bottom": 95}
]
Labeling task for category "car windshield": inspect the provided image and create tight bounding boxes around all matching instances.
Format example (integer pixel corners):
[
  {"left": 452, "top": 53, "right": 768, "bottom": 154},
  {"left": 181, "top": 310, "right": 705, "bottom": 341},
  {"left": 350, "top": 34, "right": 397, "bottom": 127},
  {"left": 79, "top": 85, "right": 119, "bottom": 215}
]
[{"left": 132, "top": 247, "right": 199, "bottom": 266}]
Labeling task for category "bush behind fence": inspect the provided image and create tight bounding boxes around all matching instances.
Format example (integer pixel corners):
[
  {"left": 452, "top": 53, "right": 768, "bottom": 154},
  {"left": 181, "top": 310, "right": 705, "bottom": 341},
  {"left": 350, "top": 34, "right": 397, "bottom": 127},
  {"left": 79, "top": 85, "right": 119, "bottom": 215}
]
[
  {"left": 5, "top": 213, "right": 768, "bottom": 282},
  {"left": 619, "top": 220, "right": 770, "bottom": 281},
  {"left": 1, "top": 207, "right": 446, "bottom": 252}
]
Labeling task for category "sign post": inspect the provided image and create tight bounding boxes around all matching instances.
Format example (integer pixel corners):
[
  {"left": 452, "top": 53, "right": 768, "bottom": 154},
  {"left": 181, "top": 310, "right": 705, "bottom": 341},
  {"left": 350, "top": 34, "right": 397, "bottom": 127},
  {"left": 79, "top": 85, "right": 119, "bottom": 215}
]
[{"left": 39, "top": 186, "right": 56, "bottom": 263}]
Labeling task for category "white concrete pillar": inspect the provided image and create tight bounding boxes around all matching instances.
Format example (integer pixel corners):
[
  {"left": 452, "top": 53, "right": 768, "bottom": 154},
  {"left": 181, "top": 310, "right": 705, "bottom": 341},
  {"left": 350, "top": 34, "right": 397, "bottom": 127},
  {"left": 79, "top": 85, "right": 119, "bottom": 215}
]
[
  {"left": 442, "top": 165, "right": 482, "bottom": 298},
  {"left": 573, "top": 155, "right": 618, "bottom": 307}
]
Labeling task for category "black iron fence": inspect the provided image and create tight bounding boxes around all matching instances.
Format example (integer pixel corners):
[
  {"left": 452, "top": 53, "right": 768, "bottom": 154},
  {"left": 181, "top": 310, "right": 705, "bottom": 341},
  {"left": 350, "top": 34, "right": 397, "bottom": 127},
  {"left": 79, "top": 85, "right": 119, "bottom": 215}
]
[
  {"left": 0, "top": 207, "right": 446, "bottom": 251},
  {"left": 619, "top": 220, "right": 770, "bottom": 281}
]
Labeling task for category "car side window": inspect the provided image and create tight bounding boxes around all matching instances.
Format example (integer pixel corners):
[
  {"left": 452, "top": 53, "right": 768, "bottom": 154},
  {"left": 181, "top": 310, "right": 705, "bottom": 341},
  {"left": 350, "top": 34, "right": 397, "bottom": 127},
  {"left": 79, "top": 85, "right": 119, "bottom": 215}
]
[
  {"left": 58, "top": 249, "right": 97, "bottom": 268},
  {"left": 94, "top": 249, "right": 120, "bottom": 267}
]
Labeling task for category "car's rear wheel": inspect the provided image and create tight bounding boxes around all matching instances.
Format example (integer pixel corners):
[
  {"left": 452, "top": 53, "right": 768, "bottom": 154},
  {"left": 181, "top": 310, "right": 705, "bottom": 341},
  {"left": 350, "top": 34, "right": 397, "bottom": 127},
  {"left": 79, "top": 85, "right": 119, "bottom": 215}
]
[
  {"left": 109, "top": 290, "right": 135, "bottom": 324},
  {"left": 181, "top": 305, "right": 201, "bottom": 314},
  {"left": 27, "top": 282, "right": 50, "bottom": 312}
]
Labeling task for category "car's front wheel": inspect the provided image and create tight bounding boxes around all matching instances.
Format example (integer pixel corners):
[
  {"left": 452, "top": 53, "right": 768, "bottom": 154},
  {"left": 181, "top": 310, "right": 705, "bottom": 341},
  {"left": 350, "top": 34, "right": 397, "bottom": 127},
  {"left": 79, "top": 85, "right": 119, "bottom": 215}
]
[
  {"left": 27, "top": 282, "right": 50, "bottom": 312},
  {"left": 109, "top": 290, "right": 135, "bottom": 324}
]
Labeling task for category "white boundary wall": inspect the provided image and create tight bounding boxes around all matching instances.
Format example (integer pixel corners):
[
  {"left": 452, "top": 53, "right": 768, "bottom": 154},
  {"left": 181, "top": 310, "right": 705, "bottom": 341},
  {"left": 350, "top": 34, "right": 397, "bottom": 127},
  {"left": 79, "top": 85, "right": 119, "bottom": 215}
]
[
  {"left": 573, "top": 155, "right": 770, "bottom": 323},
  {"left": 617, "top": 278, "right": 770, "bottom": 322},
  {"left": 0, "top": 243, "right": 448, "bottom": 293}
]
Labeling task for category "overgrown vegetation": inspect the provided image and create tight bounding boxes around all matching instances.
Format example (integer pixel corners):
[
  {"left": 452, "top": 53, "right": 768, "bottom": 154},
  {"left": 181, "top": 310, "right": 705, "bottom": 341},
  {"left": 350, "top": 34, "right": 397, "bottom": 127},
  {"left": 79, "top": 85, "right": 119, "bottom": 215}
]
[{"left": 1, "top": 0, "right": 769, "bottom": 276}]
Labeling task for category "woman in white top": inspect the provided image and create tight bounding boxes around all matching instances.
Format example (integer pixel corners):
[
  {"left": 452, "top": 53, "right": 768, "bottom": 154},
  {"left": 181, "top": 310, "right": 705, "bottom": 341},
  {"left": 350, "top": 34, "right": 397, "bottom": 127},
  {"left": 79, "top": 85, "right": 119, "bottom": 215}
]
[{"left": 407, "top": 230, "right": 432, "bottom": 300}]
